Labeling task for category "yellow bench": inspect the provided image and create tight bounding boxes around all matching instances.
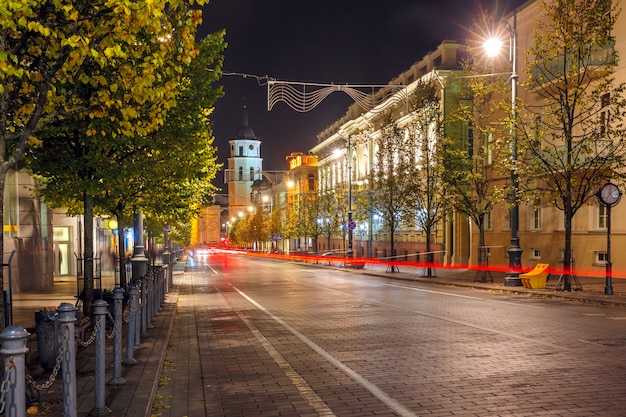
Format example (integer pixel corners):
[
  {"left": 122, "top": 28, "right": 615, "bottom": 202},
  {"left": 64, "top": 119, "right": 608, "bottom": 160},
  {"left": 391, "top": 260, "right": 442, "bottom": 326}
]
[{"left": 519, "top": 263, "right": 550, "bottom": 289}]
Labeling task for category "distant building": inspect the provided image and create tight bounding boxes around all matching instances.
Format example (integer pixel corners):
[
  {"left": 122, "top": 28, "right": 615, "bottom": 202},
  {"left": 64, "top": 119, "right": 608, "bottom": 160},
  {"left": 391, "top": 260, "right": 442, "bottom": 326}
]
[
  {"left": 311, "top": 40, "right": 469, "bottom": 265},
  {"left": 285, "top": 152, "right": 318, "bottom": 252},
  {"left": 190, "top": 206, "right": 221, "bottom": 245},
  {"left": 226, "top": 105, "right": 262, "bottom": 221}
]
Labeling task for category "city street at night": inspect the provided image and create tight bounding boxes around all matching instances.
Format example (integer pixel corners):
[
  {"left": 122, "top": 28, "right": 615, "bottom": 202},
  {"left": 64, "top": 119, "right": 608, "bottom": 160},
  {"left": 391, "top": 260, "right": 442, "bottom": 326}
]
[{"left": 153, "top": 253, "right": 626, "bottom": 416}]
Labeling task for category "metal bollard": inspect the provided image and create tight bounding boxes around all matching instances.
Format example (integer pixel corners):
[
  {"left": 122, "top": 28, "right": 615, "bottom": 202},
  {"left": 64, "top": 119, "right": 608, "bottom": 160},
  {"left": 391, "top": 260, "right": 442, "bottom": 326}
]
[
  {"left": 158, "top": 270, "right": 163, "bottom": 305},
  {"left": 0, "top": 326, "right": 30, "bottom": 417},
  {"left": 57, "top": 302, "right": 77, "bottom": 417},
  {"left": 141, "top": 276, "right": 148, "bottom": 337},
  {"left": 109, "top": 288, "right": 126, "bottom": 385},
  {"left": 168, "top": 259, "right": 173, "bottom": 289},
  {"left": 134, "top": 279, "right": 142, "bottom": 349},
  {"left": 91, "top": 300, "right": 111, "bottom": 416},
  {"left": 124, "top": 283, "right": 138, "bottom": 365},
  {"left": 164, "top": 264, "right": 170, "bottom": 294},
  {"left": 153, "top": 270, "right": 160, "bottom": 316},
  {"left": 146, "top": 274, "right": 154, "bottom": 329},
  {"left": 152, "top": 271, "right": 159, "bottom": 318},
  {"left": 161, "top": 268, "right": 166, "bottom": 302}
]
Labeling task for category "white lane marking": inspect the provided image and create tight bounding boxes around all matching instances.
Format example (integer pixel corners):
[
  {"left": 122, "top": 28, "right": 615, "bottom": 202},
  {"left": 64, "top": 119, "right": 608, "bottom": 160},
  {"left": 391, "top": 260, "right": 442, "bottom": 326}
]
[
  {"left": 233, "top": 286, "right": 418, "bottom": 417},
  {"left": 230, "top": 307, "right": 336, "bottom": 416},
  {"left": 384, "top": 282, "right": 547, "bottom": 308}
]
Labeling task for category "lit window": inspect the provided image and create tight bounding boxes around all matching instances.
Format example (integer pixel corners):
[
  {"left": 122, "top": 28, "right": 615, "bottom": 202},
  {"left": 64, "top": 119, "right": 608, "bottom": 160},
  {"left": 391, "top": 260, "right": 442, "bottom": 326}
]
[
  {"left": 533, "top": 208, "right": 542, "bottom": 230},
  {"left": 599, "top": 204, "right": 608, "bottom": 229}
]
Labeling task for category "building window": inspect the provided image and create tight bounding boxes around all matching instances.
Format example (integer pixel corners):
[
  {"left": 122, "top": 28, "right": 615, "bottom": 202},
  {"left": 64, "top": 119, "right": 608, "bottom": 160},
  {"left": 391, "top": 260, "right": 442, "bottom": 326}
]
[
  {"left": 600, "top": 93, "right": 610, "bottom": 136},
  {"left": 238, "top": 167, "right": 243, "bottom": 181},
  {"left": 40, "top": 198, "right": 48, "bottom": 239},
  {"left": 3, "top": 170, "right": 18, "bottom": 237},
  {"left": 596, "top": 251, "right": 608, "bottom": 265},
  {"left": 308, "top": 173, "right": 315, "bottom": 191},
  {"left": 533, "top": 208, "right": 542, "bottom": 230},
  {"left": 238, "top": 145, "right": 243, "bottom": 156},
  {"left": 485, "top": 211, "right": 492, "bottom": 230},
  {"left": 531, "top": 248, "right": 541, "bottom": 260},
  {"left": 467, "top": 122, "right": 474, "bottom": 156},
  {"left": 249, "top": 167, "right": 254, "bottom": 181},
  {"left": 599, "top": 204, "right": 608, "bottom": 229},
  {"left": 487, "top": 132, "right": 494, "bottom": 165}
]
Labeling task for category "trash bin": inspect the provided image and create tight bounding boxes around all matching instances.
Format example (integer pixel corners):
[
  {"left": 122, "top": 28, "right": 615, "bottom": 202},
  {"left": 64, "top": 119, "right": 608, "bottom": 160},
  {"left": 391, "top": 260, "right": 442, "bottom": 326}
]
[{"left": 35, "top": 309, "right": 61, "bottom": 370}]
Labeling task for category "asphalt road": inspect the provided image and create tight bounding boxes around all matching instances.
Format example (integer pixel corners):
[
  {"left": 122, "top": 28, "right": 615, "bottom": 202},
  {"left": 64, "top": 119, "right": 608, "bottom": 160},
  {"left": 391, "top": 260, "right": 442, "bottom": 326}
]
[{"left": 159, "top": 252, "right": 626, "bottom": 416}]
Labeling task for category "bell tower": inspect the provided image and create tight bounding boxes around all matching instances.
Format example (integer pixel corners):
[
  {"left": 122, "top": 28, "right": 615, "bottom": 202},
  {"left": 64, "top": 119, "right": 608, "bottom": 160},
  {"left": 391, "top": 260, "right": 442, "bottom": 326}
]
[{"left": 227, "top": 105, "right": 263, "bottom": 221}]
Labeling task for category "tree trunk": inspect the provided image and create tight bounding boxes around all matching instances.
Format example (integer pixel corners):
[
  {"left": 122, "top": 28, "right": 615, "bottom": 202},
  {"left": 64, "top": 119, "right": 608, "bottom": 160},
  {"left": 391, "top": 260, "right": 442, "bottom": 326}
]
[
  {"left": 83, "top": 192, "right": 95, "bottom": 317},
  {"left": 425, "top": 226, "right": 434, "bottom": 277},
  {"left": 0, "top": 167, "right": 7, "bottom": 329},
  {"left": 389, "top": 227, "right": 398, "bottom": 273},
  {"left": 116, "top": 212, "right": 126, "bottom": 288},
  {"left": 563, "top": 205, "right": 573, "bottom": 291}
]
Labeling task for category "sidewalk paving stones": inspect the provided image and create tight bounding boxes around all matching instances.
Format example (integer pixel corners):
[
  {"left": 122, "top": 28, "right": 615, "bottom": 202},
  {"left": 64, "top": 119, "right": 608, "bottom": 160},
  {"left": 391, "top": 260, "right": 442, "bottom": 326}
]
[{"left": 6, "top": 255, "right": 626, "bottom": 416}]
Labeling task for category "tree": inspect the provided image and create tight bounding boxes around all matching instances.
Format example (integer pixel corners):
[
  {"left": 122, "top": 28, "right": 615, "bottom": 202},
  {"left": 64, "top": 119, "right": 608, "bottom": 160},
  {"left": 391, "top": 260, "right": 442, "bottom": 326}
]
[
  {"left": 369, "top": 118, "right": 420, "bottom": 272},
  {"left": 247, "top": 209, "right": 269, "bottom": 250},
  {"left": 23, "top": 2, "right": 221, "bottom": 314},
  {"left": 1, "top": 0, "right": 199, "bottom": 323},
  {"left": 268, "top": 209, "right": 282, "bottom": 252},
  {"left": 316, "top": 191, "right": 342, "bottom": 253},
  {"left": 520, "top": 0, "right": 626, "bottom": 290},
  {"left": 298, "top": 191, "right": 319, "bottom": 253},
  {"left": 408, "top": 80, "right": 449, "bottom": 276},
  {"left": 439, "top": 63, "right": 509, "bottom": 279}
]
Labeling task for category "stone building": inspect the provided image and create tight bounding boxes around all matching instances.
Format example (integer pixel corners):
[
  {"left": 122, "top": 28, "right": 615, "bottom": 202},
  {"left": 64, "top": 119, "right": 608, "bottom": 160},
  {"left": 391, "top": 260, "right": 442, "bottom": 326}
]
[{"left": 310, "top": 40, "right": 470, "bottom": 266}]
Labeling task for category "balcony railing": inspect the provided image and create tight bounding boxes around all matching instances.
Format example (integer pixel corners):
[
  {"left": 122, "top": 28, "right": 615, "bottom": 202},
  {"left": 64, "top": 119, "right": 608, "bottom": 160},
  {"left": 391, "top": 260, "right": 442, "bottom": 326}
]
[{"left": 530, "top": 40, "right": 616, "bottom": 86}]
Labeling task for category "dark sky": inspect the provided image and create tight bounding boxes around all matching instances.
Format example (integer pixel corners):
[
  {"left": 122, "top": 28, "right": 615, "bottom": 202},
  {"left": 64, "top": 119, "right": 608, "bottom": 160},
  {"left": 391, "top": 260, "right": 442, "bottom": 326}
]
[{"left": 198, "top": 0, "right": 527, "bottom": 187}]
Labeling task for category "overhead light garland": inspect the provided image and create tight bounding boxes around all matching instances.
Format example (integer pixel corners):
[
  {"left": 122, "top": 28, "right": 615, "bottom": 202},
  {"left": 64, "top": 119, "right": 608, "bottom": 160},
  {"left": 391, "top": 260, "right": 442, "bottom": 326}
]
[{"left": 221, "top": 71, "right": 408, "bottom": 113}]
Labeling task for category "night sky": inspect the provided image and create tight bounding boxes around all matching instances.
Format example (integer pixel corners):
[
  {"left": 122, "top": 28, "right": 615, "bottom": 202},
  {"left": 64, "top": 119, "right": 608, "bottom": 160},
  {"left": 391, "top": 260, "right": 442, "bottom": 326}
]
[{"left": 198, "top": 0, "right": 528, "bottom": 189}]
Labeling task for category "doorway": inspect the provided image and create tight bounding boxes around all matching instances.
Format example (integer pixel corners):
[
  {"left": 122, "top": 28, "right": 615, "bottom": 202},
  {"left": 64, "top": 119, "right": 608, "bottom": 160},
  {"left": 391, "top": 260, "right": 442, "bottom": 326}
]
[{"left": 53, "top": 226, "right": 73, "bottom": 276}]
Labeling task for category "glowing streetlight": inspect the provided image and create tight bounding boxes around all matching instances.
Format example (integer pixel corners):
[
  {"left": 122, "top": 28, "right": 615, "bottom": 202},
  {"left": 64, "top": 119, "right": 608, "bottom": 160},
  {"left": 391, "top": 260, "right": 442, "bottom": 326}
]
[
  {"left": 484, "top": 9, "right": 522, "bottom": 286},
  {"left": 483, "top": 37, "right": 505, "bottom": 57}
]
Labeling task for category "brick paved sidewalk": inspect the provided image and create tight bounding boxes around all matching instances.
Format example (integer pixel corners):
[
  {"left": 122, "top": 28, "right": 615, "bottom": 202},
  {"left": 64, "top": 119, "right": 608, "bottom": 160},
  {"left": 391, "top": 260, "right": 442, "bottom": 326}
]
[{"left": 7, "top": 255, "right": 626, "bottom": 416}]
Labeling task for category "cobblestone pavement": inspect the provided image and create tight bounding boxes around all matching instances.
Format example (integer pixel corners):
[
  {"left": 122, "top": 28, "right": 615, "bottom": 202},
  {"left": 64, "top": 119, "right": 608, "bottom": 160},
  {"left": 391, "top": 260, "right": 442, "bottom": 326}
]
[
  {"left": 9, "top": 254, "right": 626, "bottom": 416},
  {"left": 152, "top": 256, "right": 626, "bottom": 417}
]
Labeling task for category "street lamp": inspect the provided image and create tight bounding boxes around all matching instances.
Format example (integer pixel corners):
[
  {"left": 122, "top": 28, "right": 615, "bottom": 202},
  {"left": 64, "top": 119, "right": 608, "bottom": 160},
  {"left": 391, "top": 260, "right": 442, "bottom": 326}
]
[
  {"left": 484, "top": 9, "right": 522, "bottom": 286},
  {"left": 347, "top": 137, "right": 354, "bottom": 259},
  {"left": 262, "top": 194, "right": 273, "bottom": 213}
]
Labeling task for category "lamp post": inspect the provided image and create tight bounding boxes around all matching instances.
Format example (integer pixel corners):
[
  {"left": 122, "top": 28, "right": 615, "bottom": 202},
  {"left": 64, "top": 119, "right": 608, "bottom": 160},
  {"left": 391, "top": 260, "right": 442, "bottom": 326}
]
[
  {"left": 347, "top": 136, "right": 354, "bottom": 259},
  {"left": 484, "top": 9, "right": 522, "bottom": 286},
  {"left": 262, "top": 194, "right": 274, "bottom": 251}
]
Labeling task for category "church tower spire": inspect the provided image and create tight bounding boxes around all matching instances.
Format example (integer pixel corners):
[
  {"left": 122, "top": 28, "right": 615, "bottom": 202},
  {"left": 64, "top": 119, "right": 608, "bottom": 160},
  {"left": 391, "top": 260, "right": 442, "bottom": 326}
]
[{"left": 227, "top": 103, "right": 263, "bottom": 221}]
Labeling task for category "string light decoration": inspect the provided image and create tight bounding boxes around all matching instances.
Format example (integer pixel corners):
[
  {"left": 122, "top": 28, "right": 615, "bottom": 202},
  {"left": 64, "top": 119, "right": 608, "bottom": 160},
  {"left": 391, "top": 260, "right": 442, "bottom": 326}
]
[{"left": 221, "top": 72, "right": 408, "bottom": 113}]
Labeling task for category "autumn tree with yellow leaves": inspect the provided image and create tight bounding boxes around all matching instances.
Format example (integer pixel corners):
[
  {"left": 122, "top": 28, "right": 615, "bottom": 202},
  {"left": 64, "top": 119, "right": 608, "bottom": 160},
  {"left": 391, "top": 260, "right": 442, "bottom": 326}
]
[{"left": 1, "top": 0, "right": 214, "bottom": 321}]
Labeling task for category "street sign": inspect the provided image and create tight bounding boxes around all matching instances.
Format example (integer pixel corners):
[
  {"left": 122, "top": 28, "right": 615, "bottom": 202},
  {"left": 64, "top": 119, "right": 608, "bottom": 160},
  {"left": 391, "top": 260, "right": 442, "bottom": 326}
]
[{"left": 348, "top": 221, "right": 357, "bottom": 231}]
